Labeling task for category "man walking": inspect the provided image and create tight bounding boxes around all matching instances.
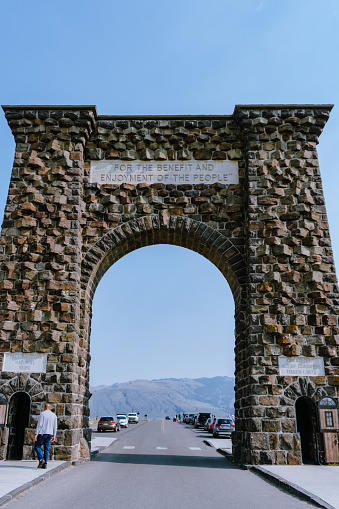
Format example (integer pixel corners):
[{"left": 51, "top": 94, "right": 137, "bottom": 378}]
[{"left": 34, "top": 403, "right": 57, "bottom": 469}]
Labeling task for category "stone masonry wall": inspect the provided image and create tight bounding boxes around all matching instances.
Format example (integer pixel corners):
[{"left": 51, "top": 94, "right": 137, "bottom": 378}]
[{"left": 0, "top": 104, "right": 337, "bottom": 465}]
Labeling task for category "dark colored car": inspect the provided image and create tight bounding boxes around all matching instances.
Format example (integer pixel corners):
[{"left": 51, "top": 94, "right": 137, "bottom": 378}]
[
  {"left": 194, "top": 413, "right": 211, "bottom": 428},
  {"left": 188, "top": 414, "right": 196, "bottom": 424},
  {"left": 97, "top": 416, "right": 121, "bottom": 432},
  {"left": 165, "top": 416, "right": 170, "bottom": 420}
]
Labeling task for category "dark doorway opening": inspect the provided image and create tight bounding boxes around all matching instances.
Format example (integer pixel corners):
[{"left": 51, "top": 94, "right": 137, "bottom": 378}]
[
  {"left": 6, "top": 392, "right": 30, "bottom": 460},
  {"left": 295, "top": 396, "right": 319, "bottom": 465}
]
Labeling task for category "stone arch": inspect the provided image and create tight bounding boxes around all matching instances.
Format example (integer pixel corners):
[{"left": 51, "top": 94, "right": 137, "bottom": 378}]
[
  {"left": 79, "top": 215, "right": 248, "bottom": 447},
  {"left": 0, "top": 374, "right": 45, "bottom": 402},
  {"left": 81, "top": 215, "right": 246, "bottom": 308},
  {"left": 1, "top": 104, "right": 337, "bottom": 465},
  {"left": 80, "top": 215, "right": 247, "bottom": 370},
  {"left": 282, "top": 378, "right": 329, "bottom": 406}
]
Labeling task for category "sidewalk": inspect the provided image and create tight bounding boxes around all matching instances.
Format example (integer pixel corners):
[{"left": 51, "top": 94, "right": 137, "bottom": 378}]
[
  {"left": 205, "top": 438, "right": 339, "bottom": 509},
  {"left": 253, "top": 465, "right": 339, "bottom": 509},
  {"left": 0, "top": 460, "right": 69, "bottom": 505},
  {"left": 0, "top": 436, "right": 117, "bottom": 506}
]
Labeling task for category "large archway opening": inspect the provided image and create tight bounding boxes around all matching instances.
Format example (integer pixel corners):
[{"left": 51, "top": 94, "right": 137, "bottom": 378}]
[
  {"left": 6, "top": 392, "right": 30, "bottom": 460},
  {"left": 90, "top": 244, "right": 235, "bottom": 385},
  {"left": 80, "top": 216, "right": 247, "bottom": 454}
]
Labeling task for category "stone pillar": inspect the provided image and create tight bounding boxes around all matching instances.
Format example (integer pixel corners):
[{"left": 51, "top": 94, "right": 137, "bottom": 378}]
[
  {"left": 234, "top": 105, "right": 337, "bottom": 465},
  {"left": 0, "top": 106, "right": 96, "bottom": 460}
]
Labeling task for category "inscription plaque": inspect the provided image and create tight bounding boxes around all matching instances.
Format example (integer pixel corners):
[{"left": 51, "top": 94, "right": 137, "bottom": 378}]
[
  {"left": 90, "top": 160, "right": 239, "bottom": 185},
  {"left": 2, "top": 353, "right": 47, "bottom": 373},
  {"left": 278, "top": 356, "right": 325, "bottom": 376}
]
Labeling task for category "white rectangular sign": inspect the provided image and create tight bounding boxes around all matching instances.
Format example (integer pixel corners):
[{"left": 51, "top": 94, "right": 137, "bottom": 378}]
[
  {"left": 278, "top": 356, "right": 325, "bottom": 376},
  {"left": 2, "top": 353, "right": 47, "bottom": 373},
  {"left": 90, "top": 160, "right": 239, "bottom": 185}
]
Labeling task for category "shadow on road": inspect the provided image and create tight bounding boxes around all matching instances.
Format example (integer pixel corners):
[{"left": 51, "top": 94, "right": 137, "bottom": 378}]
[{"left": 92, "top": 452, "right": 238, "bottom": 469}]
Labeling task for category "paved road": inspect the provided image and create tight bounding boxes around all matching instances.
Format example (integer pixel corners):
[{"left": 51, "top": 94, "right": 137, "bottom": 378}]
[{"left": 4, "top": 421, "right": 315, "bottom": 509}]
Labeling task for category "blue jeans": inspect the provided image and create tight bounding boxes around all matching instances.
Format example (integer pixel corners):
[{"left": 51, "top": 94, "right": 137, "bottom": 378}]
[{"left": 35, "top": 434, "right": 53, "bottom": 464}]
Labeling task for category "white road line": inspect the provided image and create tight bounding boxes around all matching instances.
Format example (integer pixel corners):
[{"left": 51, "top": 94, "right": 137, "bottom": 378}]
[
  {"left": 123, "top": 446, "right": 135, "bottom": 449},
  {"left": 189, "top": 447, "right": 201, "bottom": 451},
  {"left": 156, "top": 447, "right": 168, "bottom": 450}
]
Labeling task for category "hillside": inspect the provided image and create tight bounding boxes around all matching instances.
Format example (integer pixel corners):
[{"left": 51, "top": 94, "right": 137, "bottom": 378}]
[{"left": 89, "top": 376, "right": 235, "bottom": 419}]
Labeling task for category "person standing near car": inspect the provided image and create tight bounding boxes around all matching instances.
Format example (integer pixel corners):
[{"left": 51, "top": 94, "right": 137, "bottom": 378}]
[{"left": 34, "top": 403, "right": 57, "bottom": 469}]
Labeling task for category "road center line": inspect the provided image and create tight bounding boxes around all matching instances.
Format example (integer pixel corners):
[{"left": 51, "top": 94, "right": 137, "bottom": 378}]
[
  {"left": 189, "top": 447, "right": 201, "bottom": 450},
  {"left": 123, "top": 446, "right": 135, "bottom": 449},
  {"left": 156, "top": 447, "right": 168, "bottom": 450}
]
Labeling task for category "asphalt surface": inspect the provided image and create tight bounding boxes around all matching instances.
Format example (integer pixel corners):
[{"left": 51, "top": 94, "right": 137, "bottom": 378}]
[{"left": 2, "top": 421, "right": 316, "bottom": 509}]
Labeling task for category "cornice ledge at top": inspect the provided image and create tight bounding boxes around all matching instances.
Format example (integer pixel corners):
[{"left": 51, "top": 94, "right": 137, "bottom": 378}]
[
  {"left": 2, "top": 105, "right": 98, "bottom": 118},
  {"left": 1, "top": 104, "right": 334, "bottom": 120},
  {"left": 234, "top": 103, "right": 334, "bottom": 112}
]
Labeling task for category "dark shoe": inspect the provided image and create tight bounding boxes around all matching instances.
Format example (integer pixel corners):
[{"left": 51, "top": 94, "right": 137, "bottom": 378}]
[
  {"left": 37, "top": 460, "right": 44, "bottom": 468},
  {"left": 42, "top": 463, "right": 47, "bottom": 469}
]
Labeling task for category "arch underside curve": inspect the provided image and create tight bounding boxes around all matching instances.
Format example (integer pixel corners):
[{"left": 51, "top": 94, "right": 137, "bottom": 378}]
[{"left": 81, "top": 215, "right": 247, "bottom": 310}]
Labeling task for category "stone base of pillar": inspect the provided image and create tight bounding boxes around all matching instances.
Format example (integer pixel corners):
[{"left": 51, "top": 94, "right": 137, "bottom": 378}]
[
  {"left": 233, "top": 431, "right": 302, "bottom": 465},
  {"left": 53, "top": 444, "right": 80, "bottom": 462}
]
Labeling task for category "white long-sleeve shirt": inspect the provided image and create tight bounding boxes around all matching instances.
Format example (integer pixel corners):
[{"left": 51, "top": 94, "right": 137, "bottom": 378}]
[{"left": 35, "top": 409, "right": 57, "bottom": 437}]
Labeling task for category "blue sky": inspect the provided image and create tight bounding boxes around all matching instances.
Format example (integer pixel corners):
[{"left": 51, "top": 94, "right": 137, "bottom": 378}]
[{"left": 0, "top": 0, "right": 339, "bottom": 385}]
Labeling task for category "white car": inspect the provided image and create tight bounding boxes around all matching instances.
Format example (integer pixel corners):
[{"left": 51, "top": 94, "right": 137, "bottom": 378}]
[
  {"left": 128, "top": 412, "right": 139, "bottom": 423},
  {"left": 117, "top": 414, "right": 129, "bottom": 428}
]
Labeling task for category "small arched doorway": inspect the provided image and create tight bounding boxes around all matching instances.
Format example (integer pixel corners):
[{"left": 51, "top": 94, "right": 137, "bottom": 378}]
[
  {"left": 295, "top": 396, "right": 319, "bottom": 464},
  {"left": 6, "top": 392, "right": 31, "bottom": 460}
]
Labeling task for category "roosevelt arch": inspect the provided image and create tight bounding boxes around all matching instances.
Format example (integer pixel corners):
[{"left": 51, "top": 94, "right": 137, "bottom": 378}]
[{"left": 0, "top": 104, "right": 338, "bottom": 466}]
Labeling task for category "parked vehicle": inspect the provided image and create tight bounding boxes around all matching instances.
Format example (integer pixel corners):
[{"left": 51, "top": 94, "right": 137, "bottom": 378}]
[
  {"left": 184, "top": 414, "right": 191, "bottom": 423},
  {"left": 204, "top": 417, "right": 213, "bottom": 431},
  {"left": 208, "top": 417, "right": 217, "bottom": 433},
  {"left": 116, "top": 414, "right": 129, "bottom": 428},
  {"left": 165, "top": 416, "right": 171, "bottom": 420},
  {"left": 128, "top": 412, "right": 139, "bottom": 423},
  {"left": 194, "top": 413, "right": 211, "bottom": 428},
  {"left": 212, "top": 418, "right": 234, "bottom": 438},
  {"left": 97, "top": 416, "right": 121, "bottom": 432},
  {"left": 187, "top": 414, "right": 196, "bottom": 424}
]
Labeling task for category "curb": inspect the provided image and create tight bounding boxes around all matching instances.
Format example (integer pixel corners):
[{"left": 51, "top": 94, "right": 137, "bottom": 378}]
[
  {"left": 90, "top": 447, "right": 107, "bottom": 459},
  {"left": 216, "top": 447, "right": 251, "bottom": 470},
  {"left": 0, "top": 461, "right": 72, "bottom": 507},
  {"left": 251, "top": 466, "right": 336, "bottom": 509},
  {"left": 203, "top": 439, "right": 251, "bottom": 469}
]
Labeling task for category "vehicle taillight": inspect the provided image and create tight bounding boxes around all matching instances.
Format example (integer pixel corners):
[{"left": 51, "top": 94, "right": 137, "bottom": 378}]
[
  {"left": 231, "top": 424, "right": 235, "bottom": 427},
  {"left": 216, "top": 423, "right": 221, "bottom": 427},
  {"left": 98, "top": 421, "right": 101, "bottom": 424},
  {"left": 111, "top": 421, "right": 115, "bottom": 423}
]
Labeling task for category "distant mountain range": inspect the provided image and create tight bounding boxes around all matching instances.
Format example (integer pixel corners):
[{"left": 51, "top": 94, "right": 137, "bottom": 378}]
[{"left": 89, "top": 376, "right": 235, "bottom": 419}]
